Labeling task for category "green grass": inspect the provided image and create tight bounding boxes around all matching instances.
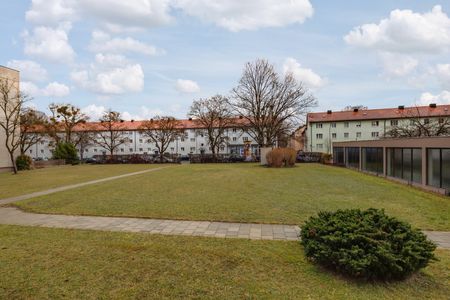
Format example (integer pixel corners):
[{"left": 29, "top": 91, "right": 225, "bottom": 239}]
[
  {"left": 0, "top": 164, "right": 161, "bottom": 199},
  {"left": 14, "top": 164, "right": 450, "bottom": 230},
  {"left": 0, "top": 224, "right": 448, "bottom": 299}
]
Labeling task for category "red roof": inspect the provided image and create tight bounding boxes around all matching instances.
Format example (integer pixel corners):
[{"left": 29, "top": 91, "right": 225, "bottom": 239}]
[
  {"left": 26, "top": 117, "right": 250, "bottom": 133},
  {"left": 307, "top": 105, "right": 450, "bottom": 123}
]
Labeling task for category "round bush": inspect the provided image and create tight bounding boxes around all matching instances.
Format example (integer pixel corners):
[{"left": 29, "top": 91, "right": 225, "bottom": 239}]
[
  {"left": 301, "top": 208, "right": 436, "bottom": 280},
  {"left": 16, "top": 154, "right": 33, "bottom": 170}
]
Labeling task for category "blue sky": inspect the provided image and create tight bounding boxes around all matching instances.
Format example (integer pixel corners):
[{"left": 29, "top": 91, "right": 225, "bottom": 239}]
[{"left": 1, "top": 1, "right": 449, "bottom": 120}]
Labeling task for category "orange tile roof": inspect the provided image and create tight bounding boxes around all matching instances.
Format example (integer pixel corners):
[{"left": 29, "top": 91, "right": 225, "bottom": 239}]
[
  {"left": 307, "top": 104, "right": 450, "bottom": 123},
  {"left": 26, "top": 117, "right": 250, "bottom": 133}
]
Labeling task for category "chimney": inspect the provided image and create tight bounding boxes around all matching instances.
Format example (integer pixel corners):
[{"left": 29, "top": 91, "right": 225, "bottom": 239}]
[
  {"left": 239, "top": 115, "right": 243, "bottom": 119},
  {"left": 327, "top": 110, "right": 332, "bottom": 114},
  {"left": 398, "top": 105, "right": 404, "bottom": 110},
  {"left": 131, "top": 119, "right": 134, "bottom": 122},
  {"left": 188, "top": 117, "right": 192, "bottom": 121},
  {"left": 429, "top": 103, "right": 437, "bottom": 108},
  {"left": 353, "top": 108, "right": 359, "bottom": 112}
]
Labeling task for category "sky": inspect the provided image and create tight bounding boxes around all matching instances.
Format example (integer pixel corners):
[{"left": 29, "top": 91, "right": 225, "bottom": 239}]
[{"left": 0, "top": 0, "right": 449, "bottom": 121}]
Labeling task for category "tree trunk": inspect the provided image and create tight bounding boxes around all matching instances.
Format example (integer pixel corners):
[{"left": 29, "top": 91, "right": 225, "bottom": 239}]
[
  {"left": 160, "top": 151, "right": 164, "bottom": 164},
  {"left": 9, "top": 151, "right": 17, "bottom": 174}
]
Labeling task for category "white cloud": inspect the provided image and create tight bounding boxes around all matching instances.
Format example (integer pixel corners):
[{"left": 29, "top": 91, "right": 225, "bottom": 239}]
[
  {"left": 6, "top": 60, "right": 48, "bottom": 82},
  {"left": 283, "top": 58, "right": 325, "bottom": 89},
  {"left": 26, "top": 0, "right": 77, "bottom": 25},
  {"left": 88, "top": 30, "right": 163, "bottom": 55},
  {"left": 175, "top": 79, "right": 200, "bottom": 93},
  {"left": 71, "top": 53, "right": 144, "bottom": 94},
  {"left": 23, "top": 25, "right": 75, "bottom": 63},
  {"left": 435, "top": 64, "right": 450, "bottom": 89},
  {"left": 20, "top": 81, "right": 41, "bottom": 97},
  {"left": 344, "top": 5, "right": 450, "bottom": 54},
  {"left": 122, "top": 106, "right": 164, "bottom": 120},
  {"left": 81, "top": 104, "right": 107, "bottom": 120},
  {"left": 20, "top": 81, "right": 70, "bottom": 97},
  {"left": 418, "top": 90, "right": 450, "bottom": 105},
  {"left": 26, "top": 0, "right": 173, "bottom": 31},
  {"left": 42, "top": 82, "right": 70, "bottom": 97},
  {"left": 379, "top": 53, "right": 418, "bottom": 77},
  {"left": 173, "top": 0, "right": 313, "bottom": 31}
]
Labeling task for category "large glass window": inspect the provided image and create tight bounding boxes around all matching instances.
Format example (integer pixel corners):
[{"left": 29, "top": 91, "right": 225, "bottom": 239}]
[
  {"left": 362, "top": 147, "right": 383, "bottom": 174},
  {"left": 443, "top": 150, "right": 450, "bottom": 190},
  {"left": 345, "top": 147, "right": 360, "bottom": 169},
  {"left": 387, "top": 148, "right": 422, "bottom": 183},
  {"left": 428, "top": 148, "right": 450, "bottom": 190},
  {"left": 333, "top": 147, "right": 344, "bottom": 165},
  {"left": 412, "top": 149, "right": 422, "bottom": 184},
  {"left": 428, "top": 149, "right": 441, "bottom": 188}
]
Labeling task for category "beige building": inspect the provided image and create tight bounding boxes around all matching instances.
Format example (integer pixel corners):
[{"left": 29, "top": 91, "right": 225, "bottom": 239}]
[{"left": 0, "top": 66, "right": 20, "bottom": 172}]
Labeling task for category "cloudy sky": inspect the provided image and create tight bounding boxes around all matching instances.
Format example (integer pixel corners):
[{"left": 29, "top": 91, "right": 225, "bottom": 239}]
[{"left": 1, "top": 1, "right": 449, "bottom": 120}]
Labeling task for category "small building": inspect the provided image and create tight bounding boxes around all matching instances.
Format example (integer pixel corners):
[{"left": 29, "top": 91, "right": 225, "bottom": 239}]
[
  {"left": 333, "top": 136, "right": 450, "bottom": 195},
  {"left": 0, "top": 66, "right": 20, "bottom": 172}
]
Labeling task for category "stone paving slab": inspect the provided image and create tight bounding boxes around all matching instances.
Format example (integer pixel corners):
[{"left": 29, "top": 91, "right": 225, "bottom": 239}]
[
  {"left": 0, "top": 207, "right": 301, "bottom": 241},
  {"left": 0, "top": 166, "right": 169, "bottom": 206},
  {"left": 0, "top": 207, "right": 449, "bottom": 247}
]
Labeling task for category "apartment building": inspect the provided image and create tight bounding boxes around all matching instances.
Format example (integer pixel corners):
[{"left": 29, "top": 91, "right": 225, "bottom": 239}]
[
  {"left": 0, "top": 66, "right": 20, "bottom": 172},
  {"left": 305, "top": 104, "right": 450, "bottom": 153},
  {"left": 25, "top": 118, "right": 259, "bottom": 160}
]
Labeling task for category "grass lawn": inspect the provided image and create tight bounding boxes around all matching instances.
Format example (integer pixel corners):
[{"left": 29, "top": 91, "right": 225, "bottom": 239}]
[
  {"left": 0, "top": 164, "right": 161, "bottom": 199},
  {"left": 0, "top": 224, "right": 448, "bottom": 299},
  {"left": 13, "top": 163, "right": 450, "bottom": 230}
]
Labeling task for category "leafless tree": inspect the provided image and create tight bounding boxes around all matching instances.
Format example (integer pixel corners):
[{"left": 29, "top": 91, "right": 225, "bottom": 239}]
[
  {"left": 73, "top": 130, "right": 95, "bottom": 161},
  {"left": 139, "top": 116, "right": 185, "bottom": 163},
  {"left": 230, "top": 59, "right": 317, "bottom": 147},
  {"left": 46, "top": 103, "right": 88, "bottom": 144},
  {"left": 0, "top": 77, "right": 28, "bottom": 173},
  {"left": 384, "top": 106, "right": 450, "bottom": 138},
  {"left": 343, "top": 105, "right": 368, "bottom": 111},
  {"left": 95, "top": 110, "right": 129, "bottom": 158},
  {"left": 189, "top": 95, "right": 234, "bottom": 160},
  {"left": 19, "top": 108, "right": 47, "bottom": 155}
]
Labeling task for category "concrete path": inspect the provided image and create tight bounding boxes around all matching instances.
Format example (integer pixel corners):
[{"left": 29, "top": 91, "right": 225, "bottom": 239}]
[
  {"left": 0, "top": 207, "right": 300, "bottom": 241},
  {"left": 0, "top": 167, "right": 168, "bottom": 206},
  {"left": 0, "top": 207, "right": 449, "bottom": 247}
]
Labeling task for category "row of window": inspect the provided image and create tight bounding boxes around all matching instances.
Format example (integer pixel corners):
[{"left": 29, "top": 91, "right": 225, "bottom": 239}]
[
  {"left": 314, "top": 118, "right": 443, "bottom": 129},
  {"left": 316, "top": 132, "right": 379, "bottom": 139}
]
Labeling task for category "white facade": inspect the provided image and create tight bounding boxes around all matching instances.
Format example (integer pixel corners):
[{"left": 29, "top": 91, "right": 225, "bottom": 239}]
[{"left": 26, "top": 126, "right": 259, "bottom": 160}]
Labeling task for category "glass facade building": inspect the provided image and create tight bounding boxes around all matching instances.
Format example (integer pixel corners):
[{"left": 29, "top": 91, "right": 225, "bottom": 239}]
[{"left": 332, "top": 137, "right": 450, "bottom": 195}]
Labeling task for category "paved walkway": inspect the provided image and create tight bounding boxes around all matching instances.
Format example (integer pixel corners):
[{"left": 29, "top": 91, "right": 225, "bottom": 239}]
[
  {"left": 0, "top": 167, "right": 168, "bottom": 205},
  {"left": 1, "top": 207, "right": 449, "bottom": 246},
  {"left": 0, "top": 207, "right": 300, "bottom": 241}
]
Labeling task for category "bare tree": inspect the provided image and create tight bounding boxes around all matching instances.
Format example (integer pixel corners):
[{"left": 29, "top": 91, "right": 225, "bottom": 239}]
[
  {"left": 384, "top": 106, "right": 450, "bottom": 138},
  {"left": 0, "top": 77, "right": 28, "bottom": 174},
  {"left": 139, "top": 116, "right": 184, "bottom": 163},
  {"left": 19, "top": 108, "right": 46, "bottom": 155},
  {"left": 230, "top": 59, "right": 317, "bottom": 147},
  {"left": 189, "top": 95, "right": 234, "bottom": 160},
  {"left": 95, "top": 110, "right": 129, "bottom": 158},
  {"left": 73, "top": 130, "right": 95, "bottom": 161}
]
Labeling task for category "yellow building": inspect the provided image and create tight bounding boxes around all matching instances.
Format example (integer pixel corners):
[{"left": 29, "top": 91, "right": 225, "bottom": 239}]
[{"left": 0, "top": 66, "right": 20, "bottom": 172}]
